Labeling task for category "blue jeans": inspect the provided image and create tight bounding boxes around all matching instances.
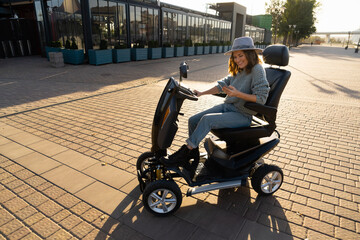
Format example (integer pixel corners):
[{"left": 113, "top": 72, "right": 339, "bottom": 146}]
[{"left": 186, "top": 103, "right": 252, "bottom": 148}]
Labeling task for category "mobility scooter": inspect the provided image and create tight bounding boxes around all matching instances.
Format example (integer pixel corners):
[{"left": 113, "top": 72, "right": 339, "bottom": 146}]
[{"left": 136, "top": 45, "right": 291, "bottom": 216}]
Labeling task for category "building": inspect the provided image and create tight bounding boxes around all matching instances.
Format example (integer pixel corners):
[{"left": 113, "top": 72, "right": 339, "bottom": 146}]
[{"left": 0, "top": 0, "right": 267, "bottom": 58}]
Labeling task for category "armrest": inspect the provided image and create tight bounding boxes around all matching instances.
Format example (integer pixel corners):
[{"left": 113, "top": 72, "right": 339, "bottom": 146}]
[
  {"left": 212, "top": 93, "right": 227, "bottom": 98},
  {"left": 244, "top": 102, "right": 277, "bottom": 117}
]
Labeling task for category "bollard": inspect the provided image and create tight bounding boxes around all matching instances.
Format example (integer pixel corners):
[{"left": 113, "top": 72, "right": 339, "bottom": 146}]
[{"left": 49, "top": 52, "right": 64, "bottom": 68}]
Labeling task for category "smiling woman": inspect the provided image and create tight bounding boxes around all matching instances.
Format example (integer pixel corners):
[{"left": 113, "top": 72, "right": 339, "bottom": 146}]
[{"left": 163, "top": 36, "right": 270, "bottom": 165}]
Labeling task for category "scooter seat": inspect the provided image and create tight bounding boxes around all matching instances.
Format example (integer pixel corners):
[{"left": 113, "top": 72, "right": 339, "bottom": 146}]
[
  {"left": 205, "top": 134, "right": 279, "bottom": 170},
  {"left": 211, "top": 116, "right": 272, "bottom": 143}
]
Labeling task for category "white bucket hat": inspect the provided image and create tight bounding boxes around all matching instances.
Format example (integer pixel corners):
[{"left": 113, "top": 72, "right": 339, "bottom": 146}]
[{"left": 224, "top": 37, "right": 262, "bottom": 55}]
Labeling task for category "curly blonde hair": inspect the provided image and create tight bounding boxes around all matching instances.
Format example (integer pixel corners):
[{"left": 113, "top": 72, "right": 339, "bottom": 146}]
[{"left": 228, "top": 50, "right": 262, "bottom": 76}]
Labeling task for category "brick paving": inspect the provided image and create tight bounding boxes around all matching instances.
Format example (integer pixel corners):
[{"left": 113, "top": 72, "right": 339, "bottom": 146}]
[{"left": 1, "top": 45, "right": 360, "bottom": 239}]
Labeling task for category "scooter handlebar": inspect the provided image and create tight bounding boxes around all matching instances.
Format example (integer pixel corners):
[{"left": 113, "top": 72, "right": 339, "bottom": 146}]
[{"left": 178, "top": 86, "right": 198, "bottom": 101}]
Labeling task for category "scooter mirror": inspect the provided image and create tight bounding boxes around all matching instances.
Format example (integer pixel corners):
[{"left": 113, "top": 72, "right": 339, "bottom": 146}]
[{"left": 179, "top": 61, "right": 189, "bottom": 81}]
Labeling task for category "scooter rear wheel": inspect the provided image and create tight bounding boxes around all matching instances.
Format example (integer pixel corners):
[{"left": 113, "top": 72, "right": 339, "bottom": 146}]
[
  {"left": 143, "top": 180, "right": 182, "bottom": 217},
  {"left": 251, "top": 164, "right": 283, "bottom": 195}
]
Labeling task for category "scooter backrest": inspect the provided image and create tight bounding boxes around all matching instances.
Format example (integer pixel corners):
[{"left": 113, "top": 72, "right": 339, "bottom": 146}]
[{"left": 262, "top": 45, "right": 291, "bottom": 109}]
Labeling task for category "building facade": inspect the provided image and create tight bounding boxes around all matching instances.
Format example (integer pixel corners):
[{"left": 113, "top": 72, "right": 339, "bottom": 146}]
[{"left": 0, "top": 0, "right": 266, "bottom": 58}]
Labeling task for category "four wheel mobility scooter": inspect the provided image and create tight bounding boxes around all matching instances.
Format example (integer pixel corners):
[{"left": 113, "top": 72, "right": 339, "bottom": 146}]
[{"left": 136, "top": 45, "right": 291, "bottom": 216}]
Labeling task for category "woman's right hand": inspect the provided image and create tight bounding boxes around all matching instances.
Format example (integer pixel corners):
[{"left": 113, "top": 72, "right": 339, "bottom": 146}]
[{"left": 193, "top": 90, "right": 203, "bottom": 97}]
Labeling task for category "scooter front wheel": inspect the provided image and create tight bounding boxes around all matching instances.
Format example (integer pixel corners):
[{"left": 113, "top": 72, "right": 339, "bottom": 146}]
[
  {"left": 251, "top": 164, "right": 283, "bottom": 195},
  {"left": 143, "top": 180, "right": 182, "bottom": 217},
  {"left": 137, "top": 152, "right": 155, "bottom": 192},
  {"left": 137, "top": 152, "right": 155, "bottom": 175}
]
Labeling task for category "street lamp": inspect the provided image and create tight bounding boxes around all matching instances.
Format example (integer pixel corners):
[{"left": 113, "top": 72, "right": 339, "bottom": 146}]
[
  {"left": 288, "top": 24, "right": 296, "bottom": 49},
  {"left": 345, "top": 31, "right": 351, "bottom": 50},
  {"left": 294, "top": 30, "right": 299, "bottom": 46}
]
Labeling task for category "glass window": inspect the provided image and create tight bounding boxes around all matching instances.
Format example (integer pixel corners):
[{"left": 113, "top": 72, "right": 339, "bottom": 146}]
[
  {"left": 130, "top": 5, "right": 158, "bottom": 46},
  {"left": 118, "top": 3, "right": 127, "bottom": 44},
  {"left": 154, "top": 9, "right": 159, "bottom": 41},
  {"left": 130, "top": 6, "right": 135, "bottom": 43},
  {"left": 108, "top": 1, "right": 116, "bottom": 45},
  {"left": 47, "top": 0, "right": 84, "bottom": 49}
]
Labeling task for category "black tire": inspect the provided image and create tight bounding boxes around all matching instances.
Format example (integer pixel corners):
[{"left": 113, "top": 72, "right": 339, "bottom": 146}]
[
  {"left": 137, "top": 152, "right": 155, "bottom": 192},
  {"left": 142, "top": 180, "right": 182, "bottom": 217},
  {"left": 251, "top": 164, "right": 283, "bottom": 196},
  {"left": 137, "top": 152, "right": 155, "bottom": 175}
]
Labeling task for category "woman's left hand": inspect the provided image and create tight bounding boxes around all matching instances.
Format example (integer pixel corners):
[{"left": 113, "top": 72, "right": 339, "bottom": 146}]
[{"left": 222, "top": 85, "right": 239, "bottom": 97}]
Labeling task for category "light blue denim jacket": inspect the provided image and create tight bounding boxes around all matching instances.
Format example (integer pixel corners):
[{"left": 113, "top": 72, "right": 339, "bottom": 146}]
[{"left": 217, "top": 64, "right": 270, "bottom": 116}]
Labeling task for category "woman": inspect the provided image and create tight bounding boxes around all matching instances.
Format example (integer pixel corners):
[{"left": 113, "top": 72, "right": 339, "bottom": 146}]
[{"left": 165, "top": 37, "right": 270, "bottom": 165}]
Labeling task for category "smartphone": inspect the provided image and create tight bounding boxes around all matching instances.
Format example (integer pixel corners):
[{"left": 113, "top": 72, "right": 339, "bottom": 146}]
[{"left": 218, "top": 81, "right": 227, "bottom": 88}]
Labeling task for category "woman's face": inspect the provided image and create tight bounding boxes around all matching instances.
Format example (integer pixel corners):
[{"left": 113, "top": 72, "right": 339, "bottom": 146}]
[{"left": 232, "top": 50, "right": 248, "bottom": 69}]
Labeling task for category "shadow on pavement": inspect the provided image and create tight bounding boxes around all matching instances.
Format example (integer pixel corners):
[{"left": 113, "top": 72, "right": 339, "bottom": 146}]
[
  {"left": 96, "top": 182, "right": 293, "bottom": 240},
  {"left": 289, "top": 64, "right": 360, "bottom": 99},
  {"left": 0, "top": 54, "right": 228, "bottom": 116}
]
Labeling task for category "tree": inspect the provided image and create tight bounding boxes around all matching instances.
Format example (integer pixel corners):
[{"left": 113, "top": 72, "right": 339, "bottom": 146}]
[
  {"left": 279, "top": 0, "right": 320, "bottom": 46},
  {"left": 265, "top": 0, "right": 285, "bottom": 44}
]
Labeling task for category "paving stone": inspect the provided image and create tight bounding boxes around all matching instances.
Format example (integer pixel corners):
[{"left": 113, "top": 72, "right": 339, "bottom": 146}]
[
  {"left": 303, "top": 217, "right": 334, "bottom": 236},
  {"left": 7, "top": 226, "right": 32, "bottom": 240},
  {"left": 56, "top": 193, "right": 81, "bottom": 209},
  {"left": 235, "top": 219, "right": 293, "bottom": 240},
  {"left": 3, "top": 197, "right": 28, "bottom": 213},
  {"left": 23, "top": 212, "right": 45, "bottom": 226},
  {"left": 31, "top": 218, "right": 61, "bottom": 238},
  {"left": 42, "top": 185, "right": 67, "bottom": 199},
  {"left": 0, "top": 188, "right": 16, "bottom": 203},
  {"left": 51, "top": 209, "right": 72, "bottom": 223},
  {"left": 28, "top": 140, "right": 67, "bottom": 157},
  {"left": 70, "top": 201, "right": 91, "bottom": 215},
  {"left": 335, "top": 227, "right": 359, "bottom": 240},
  {"left": 15, "top": 152, "right": 61, "bottom": 175},
  {"left": 0, "top": 219, "right": 23, "bottom": 236},
  {"left": 52, "top": 149, "right": 98, "bottom": 171},
  {"left": 49, "top": 229, "right": 74, "bottom": 240},
  {"left": 42, "top": 165, "right": 95, "bottom": 194},
  {"left": 37, "top": 200, "right": 64, "bottom": 217},
  {"left": 70, "top": 221, "right": 95, "bottom": 239},
  {"left": 24, "top": 192, "right": 48, "bottom": 207},
  {"left": 0, "top": 142, "right": 33, "bottom": 159},
  {"left": 59, "top": 215, "right": 82, "bottom": 231},
  {"left": 0, "top": 207, "right": 15, "bottom": 226},
  {"left": 83, "top": 162, "right": 135, "bottom": 189},
  {"left": 81, "top": 208, "right": 104, "bottom": 223},
  {"left": 76, "top": 181, "right": 133, "bottom": 219},
  {"left": 14, "top": 205, "right": 38, "bottom": 221}
]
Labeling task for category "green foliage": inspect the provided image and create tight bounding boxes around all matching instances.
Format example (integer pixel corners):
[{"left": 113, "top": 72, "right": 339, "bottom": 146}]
[
  {"left": 194, "top": 43, "right": 203, "bottom": 47},
  {"left": 280, "top": 0, "right": 319, "bottom": 42},
  {"left": 148, "top": 40, "right": 159, "bottom": 48},
  {"left": 114, "top": 42, "right": 127, "bottom": 49},
  {"left": 266, "top": 0, "right": 319, "bottom": 44},
  {"left": 174, "top": 40, "right": 183, "bottom": 47},
  {"left": 65, "top": 39, "right": 71, "bottom": 49},
  {"left": 133, "top": 40, "right": 145, "bottom": 48},
  {"left": 49, "top": 41, "right": 62, "bottom": 48},
  {"left": 209, "top": 40, "right": 219, "bottom": 46},
  {"left": 162, "top": 42, "right": 171, "bottom": 47},
  {"left": 100, "top": 40, "right": 108, "bottom": 50},
  {"left": 184, "top": 39, "right": 193, "bottom": 47},
  {"left": 70, "top": 38, "right": 78, "bottom": 49}
]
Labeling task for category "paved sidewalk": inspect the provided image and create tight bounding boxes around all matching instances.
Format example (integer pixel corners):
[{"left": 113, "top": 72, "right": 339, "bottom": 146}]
[{"left": 1, "top": 46, "right": 360, "bottom": 239}]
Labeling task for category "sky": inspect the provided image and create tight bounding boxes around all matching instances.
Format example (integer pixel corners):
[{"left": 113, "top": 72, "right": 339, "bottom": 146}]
[{"left": 161, "top": 0, "right": 360, "bottom": 32}]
